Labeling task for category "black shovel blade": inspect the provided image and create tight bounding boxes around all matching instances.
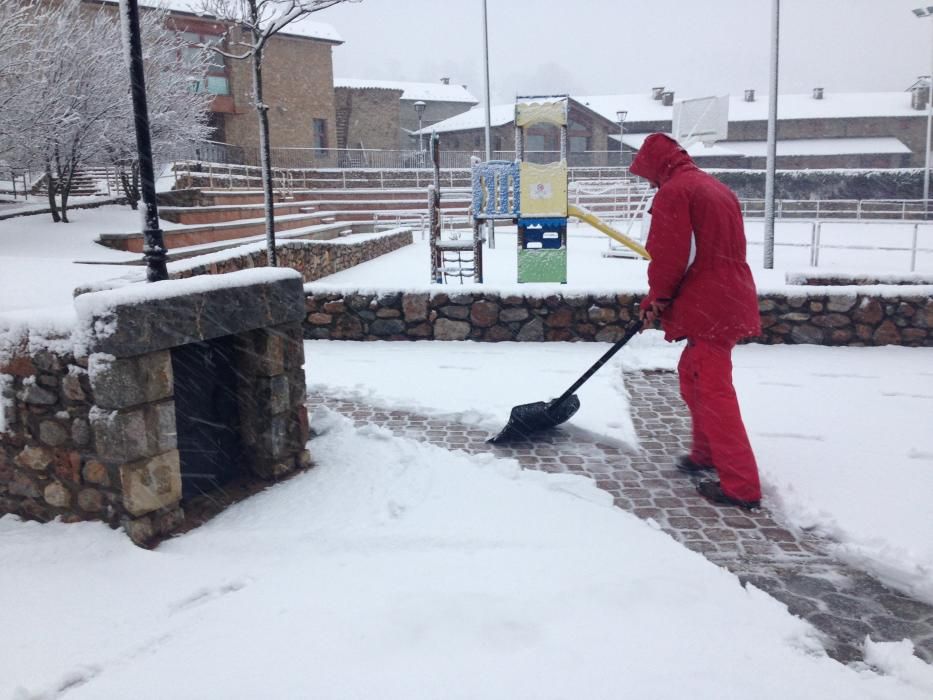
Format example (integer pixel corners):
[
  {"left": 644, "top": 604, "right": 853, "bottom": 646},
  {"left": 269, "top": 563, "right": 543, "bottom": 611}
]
[{"left": 488, "top": 394, "right": 582, "bottom": 443}]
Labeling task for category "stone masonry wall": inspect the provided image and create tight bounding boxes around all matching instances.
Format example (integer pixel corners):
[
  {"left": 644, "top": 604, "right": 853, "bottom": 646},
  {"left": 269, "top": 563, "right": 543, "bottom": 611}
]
[
  {"left": 1, "top": 272, "right": 311, "bottom": 546},
  {"left": 170, "top": 230, "right": 413, "bottom": 283},
  {"left": 303, "top": 289, "right": 933, "bottom": 347}
]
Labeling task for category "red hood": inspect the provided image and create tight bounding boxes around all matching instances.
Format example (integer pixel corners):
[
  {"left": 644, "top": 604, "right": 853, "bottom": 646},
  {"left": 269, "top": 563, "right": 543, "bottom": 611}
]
[{"left": 629, "top": 133, "right": 695, "bottom": 186}]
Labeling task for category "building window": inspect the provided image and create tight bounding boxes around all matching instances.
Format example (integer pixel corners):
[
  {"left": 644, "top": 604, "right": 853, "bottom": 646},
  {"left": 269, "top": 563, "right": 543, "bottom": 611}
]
[
  {"left": 526, "top": 134, "right": 546, "bottom": 152},
  {"left": 313, "top": 118, "right": 328, "bottom": 154},
  {"left": 570, "top": 136, "right": 589, "bottom": 153},
  {"left": 181, "top": 30, "right": 230, "bottom": 96}
]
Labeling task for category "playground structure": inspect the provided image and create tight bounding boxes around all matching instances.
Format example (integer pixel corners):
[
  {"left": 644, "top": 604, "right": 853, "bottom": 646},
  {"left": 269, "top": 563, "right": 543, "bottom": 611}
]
[{"left": 455, "top": 95, "right": 649, "bottom": 285}]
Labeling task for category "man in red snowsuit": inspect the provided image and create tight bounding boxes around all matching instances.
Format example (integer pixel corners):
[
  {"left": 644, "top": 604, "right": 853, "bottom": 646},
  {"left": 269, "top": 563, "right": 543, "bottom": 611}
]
[{"left": 630, "top": 133, "right": 762, "bottom": 510}]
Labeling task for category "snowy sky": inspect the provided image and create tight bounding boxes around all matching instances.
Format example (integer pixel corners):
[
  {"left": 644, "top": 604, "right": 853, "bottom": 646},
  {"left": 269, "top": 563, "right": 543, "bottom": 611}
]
[{"left": 323, "top": 0, "right": 932, "bottom": 103}]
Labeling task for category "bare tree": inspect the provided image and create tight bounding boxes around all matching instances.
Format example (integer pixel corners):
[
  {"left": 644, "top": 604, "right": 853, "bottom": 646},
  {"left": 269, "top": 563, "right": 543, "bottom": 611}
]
[
  {"left": 0, "top": 1, "right": 211, "bottom": 222},
  {"left": 195, "top": 0, "right": 356, "bottom": 266}
]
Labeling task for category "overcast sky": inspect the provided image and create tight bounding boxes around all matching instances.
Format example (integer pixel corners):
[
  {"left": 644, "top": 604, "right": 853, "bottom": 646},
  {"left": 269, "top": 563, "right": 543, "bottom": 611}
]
[{"left": 320, "top": 0, "right": 931, "bottom": 103}]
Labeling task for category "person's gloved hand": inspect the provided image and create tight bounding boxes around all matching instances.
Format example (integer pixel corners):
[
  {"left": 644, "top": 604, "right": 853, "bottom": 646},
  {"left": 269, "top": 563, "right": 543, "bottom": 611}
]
[{"left": 638, "top": 299, "right": 669, "bottom": 330}]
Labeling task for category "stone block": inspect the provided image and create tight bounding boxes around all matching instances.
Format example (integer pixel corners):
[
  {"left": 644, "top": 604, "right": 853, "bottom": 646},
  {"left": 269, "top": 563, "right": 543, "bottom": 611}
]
[
  {"left": 151, "top": 401, "right": 177, "bottom": 454},
  {"left": 402, "top": 293, "right": 429, "bottom": 322},
  {"left": 79, "top": 273, "right": 305, "bottom": 357},
  {"left": 588, "top": 305, "right": 617, "bottom": 324},
  {"left": 120, "top": 450, "right": 182, "bottom": 517},
  {"left": 39, "top": 421, "right": 69, "bottom": 447},
  {"left": 826, "top": 296, "right": 857, "bottom": 313},
  {"left": 516, "top": 317, "right": 545, "bottom": 342},
  {"left": 89, "top": 351, "right": 173, "bottom": 410},
  {"left": 9, "top": 473, "right": 40, "bottom": 498},
  {"left": 499, "top": 307, "right": 529, "bottom": 323},
  {"left": 370, "top": 319, "right": 406, "bottom": 336},
  {"left": 853, "top": 298, "right": 883, "bottom": 324},
  {"left": 71, "top": 418, "right": 90, "bottom": 446},
  {"left": 90, "top": 407, "right": 150, "bottom": 463},
  {"left": 43, "top": 482, "right": 71, "bottom": 508},
  {"left": 124, "top": 516, "right": 154, "bottom": 546},
  {"left": 434, "top": 318, "right": 470, "bottom": 341},
  {"left": 790, "top": 325, "right": 824, "bottom": 345},
  {"left": 470, "top": 301, "right": 500, "bottom": 328},
  {"left": 77, "top": 488, "right": 104, "bottom": 513},
  {"left": 15, "top": 446, "right": 53, "bottom": 471},
  {"left": 52, "top": 450, "right": 81, "bottom": 483},
  {"left": 20, "top": 383, "right": 57, "bottom": 406},
  {"left": 82, "top": 460, "right": 111, "bottom": 487}
]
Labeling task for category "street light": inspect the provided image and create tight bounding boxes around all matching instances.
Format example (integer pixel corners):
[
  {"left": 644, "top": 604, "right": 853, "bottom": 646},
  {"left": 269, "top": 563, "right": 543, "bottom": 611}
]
[
  {"left": 413, "top": 100, "right": 426, "bottom": 156},
  {"left": 616, "top": 109, "right": 627, "bottom": 167},
  {"left": 118, "top": 0, "right": 167, "bottom": 281},
  {"left": 913, "top": 7, "right": 933, "bottom": 217}
]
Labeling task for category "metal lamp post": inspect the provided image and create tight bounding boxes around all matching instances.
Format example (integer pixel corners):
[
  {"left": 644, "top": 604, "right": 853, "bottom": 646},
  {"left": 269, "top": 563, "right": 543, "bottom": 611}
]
[
  {"left": 482, "top": 0, "right": 494, "bottom": 249},
  {"left": 616, "top": 109, "right": 627, "bottom": 167},
  {"left": 763, "top": 0, "right": 780, "bottom": 269},
  {"left": 913, "top": 7, "right": 933, "bottom": 218},
  {"left": 413, "top": 100, "right": 426, "bottom": 158},
  {"left": 118, "top": 0, "right": 168, "bottom": 282}
]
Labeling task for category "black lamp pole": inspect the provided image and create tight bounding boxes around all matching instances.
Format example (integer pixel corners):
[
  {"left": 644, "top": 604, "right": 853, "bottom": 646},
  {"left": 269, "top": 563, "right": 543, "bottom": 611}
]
[{"left": 119, "top": 0, "right": 168, "bottom": 282}]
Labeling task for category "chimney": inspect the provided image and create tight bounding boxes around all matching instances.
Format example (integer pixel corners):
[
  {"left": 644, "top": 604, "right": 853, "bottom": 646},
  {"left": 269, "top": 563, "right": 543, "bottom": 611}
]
[
  {"left": 440, "top": 77, "right": 450, "bottom": 85},
  {"left": 744, "top": 89, "right": 755, "bottom": 102},
  {"left": 651, "top": 86, "right": 665, "bottom": 100},
  {"left": 912, "top": 79, "right": 929, "bottom": 110},
  {"left": 812, "top": 87, "right": 824, "bottom": 100},
  {"left": 661, "top": 91, "right": 674, "bottom": 106}
]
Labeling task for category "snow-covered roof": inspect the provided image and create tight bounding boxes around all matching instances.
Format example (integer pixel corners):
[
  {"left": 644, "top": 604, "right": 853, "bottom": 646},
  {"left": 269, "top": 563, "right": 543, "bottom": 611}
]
[
  {"left": 616, "top": 133, "right": 911, "bottom": 158},
  {"left": 419, "top": 90, "right": 924, "bottom": 135},
  {"left": 335, "top": 79, "right": 478, "bottom": 104},
  {"left": 128, "top": 1, "right": 343, "bottom": 43},
  {"left": 579, "top": 92, "right": 922, "bottom": 124}
]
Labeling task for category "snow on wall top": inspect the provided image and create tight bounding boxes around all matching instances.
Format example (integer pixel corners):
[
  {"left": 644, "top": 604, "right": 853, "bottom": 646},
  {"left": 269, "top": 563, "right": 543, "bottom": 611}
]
[
  {"left": 334, "top": 79, "right": 478, "bottom": 104},
  {"left": 127, "top": 1, "right": 343, "bottom": 43},
  {"left": 419, "top": 91, "right": 923, "bottom": 135}
]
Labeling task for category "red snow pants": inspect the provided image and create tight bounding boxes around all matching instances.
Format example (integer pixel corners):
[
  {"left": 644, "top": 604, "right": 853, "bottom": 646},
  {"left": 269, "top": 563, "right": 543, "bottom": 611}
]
[{"left": 678, "top": 339, "right": 761, "bottom": 503}]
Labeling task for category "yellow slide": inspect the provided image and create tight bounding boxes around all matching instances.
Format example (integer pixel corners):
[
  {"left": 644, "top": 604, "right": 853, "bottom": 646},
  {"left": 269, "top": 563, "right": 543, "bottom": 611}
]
[{"left": 567, "top": 203, "right": 651, "bottom": 260}]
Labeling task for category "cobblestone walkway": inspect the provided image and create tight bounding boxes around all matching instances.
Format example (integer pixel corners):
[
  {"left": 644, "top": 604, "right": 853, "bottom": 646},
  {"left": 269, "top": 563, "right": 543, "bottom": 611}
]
[{"left": 308, "top": 370, "right": 933, "bottom": 665}]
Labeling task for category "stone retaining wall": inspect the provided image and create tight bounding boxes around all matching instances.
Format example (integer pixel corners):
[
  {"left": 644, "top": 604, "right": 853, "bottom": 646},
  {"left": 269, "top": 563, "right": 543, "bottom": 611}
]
[
  {"left": 1, "top": 271, "right": 311, "bottom": 545},
  {"left": 171, "top": 230, "right": 413, "bottom": 283},
  {"left": 303, "top": 289, "right": 933, "bottom": 347}
]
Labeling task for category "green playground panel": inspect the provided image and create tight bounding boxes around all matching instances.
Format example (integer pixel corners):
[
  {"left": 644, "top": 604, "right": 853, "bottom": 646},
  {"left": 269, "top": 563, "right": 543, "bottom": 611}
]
[{"left": 517, "top": 248, "right": 567, "bottom": 284}]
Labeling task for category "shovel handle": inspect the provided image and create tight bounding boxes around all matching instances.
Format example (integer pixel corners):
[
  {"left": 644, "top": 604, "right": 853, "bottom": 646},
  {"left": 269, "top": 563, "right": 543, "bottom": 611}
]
[{"left": 551, "top": 320, "right": 644, "bottom": 410}]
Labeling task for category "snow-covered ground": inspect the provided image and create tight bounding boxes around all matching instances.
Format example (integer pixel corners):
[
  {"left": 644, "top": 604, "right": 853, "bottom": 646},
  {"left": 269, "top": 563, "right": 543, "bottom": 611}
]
[
  {"left": 3, "top": 206, "right": 933, "bottom": 694},
  {"left": 0, "top": 205, "right": 168, "bottom": 315},
  {"left": 2, "top": 408, "right": 932, "bottom": 699},
  {"left": 303, "top": 338, "right": 933, "bottom": 607}
]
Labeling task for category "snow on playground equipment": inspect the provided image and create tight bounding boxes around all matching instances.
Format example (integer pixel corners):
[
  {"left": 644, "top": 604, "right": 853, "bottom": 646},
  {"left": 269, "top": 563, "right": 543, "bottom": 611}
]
[
  {"left": 429, "top": 133, "right": 484, "bottom": 283},
  {"left": 468, "top": 96, "right": 648, "bottom": 284}
]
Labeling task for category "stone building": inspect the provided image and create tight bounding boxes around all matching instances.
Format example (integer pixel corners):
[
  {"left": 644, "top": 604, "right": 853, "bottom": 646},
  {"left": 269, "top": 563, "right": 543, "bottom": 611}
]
[
  {"left": 579, "top": 87, "right": 925, "bottom": 169},
  {"left": 412, "top": 97, "right": 621, "bottom": 166},
  {"left": 335, "top": 78, "right": 478, "bottom": 150},
  {"left": 423, "top": 86, "right": 927, "bottom": 170},
  {"left": 91, "top": 0, "right": 343, "bottom": 163}
]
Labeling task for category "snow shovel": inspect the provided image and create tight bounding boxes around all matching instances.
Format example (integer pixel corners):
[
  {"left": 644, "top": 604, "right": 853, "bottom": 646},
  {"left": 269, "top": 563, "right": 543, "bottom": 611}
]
[{"left": 488, "top": 320, "right": 644, "bottom": 443}]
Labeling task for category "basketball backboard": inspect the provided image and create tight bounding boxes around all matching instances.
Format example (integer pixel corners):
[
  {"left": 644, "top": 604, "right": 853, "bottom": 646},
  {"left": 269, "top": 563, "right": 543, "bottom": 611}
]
[{"left": 672, "top": 95, "right": 729, "bottom": 147}]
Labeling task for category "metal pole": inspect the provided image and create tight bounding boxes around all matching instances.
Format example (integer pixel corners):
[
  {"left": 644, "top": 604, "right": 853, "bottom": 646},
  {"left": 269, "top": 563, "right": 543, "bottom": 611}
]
[
  {"left": 763, "top": 0, "right": 780, "bottom": 269},
  {"left": 925, "top": 21, "right": 933, "bottom": 218},
  {"left": 482, "top": 0, "right": 495, "bottom": 249},
  {"left": 118, "top": 0, "right": 168, "bottom": 282}
]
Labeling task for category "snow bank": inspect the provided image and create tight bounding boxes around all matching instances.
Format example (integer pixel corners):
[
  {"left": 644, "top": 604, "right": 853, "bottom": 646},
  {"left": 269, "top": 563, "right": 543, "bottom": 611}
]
[{"left": 1, "top": 411, "right": 927, "bottom": 698}]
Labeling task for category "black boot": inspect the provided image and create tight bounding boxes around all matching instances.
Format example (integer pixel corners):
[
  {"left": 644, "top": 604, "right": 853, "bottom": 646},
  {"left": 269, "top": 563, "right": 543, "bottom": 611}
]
[
  {"left": 674, "top": 454, "right": 715, "bottom": 474},
  {"left": 696, "top": 480, "right": 761, "bottom": 511}
]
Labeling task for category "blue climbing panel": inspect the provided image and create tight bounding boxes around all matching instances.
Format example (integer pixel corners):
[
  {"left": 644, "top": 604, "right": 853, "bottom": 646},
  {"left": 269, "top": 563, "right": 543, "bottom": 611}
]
[{"left": 471, "top": 160, "right": 520, "bottom": 219}]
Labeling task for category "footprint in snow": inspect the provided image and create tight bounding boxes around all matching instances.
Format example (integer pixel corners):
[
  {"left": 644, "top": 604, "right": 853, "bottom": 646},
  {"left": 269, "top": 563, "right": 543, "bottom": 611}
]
[{"left": 169, "top": 580, "right": 248, "bottom": 614}]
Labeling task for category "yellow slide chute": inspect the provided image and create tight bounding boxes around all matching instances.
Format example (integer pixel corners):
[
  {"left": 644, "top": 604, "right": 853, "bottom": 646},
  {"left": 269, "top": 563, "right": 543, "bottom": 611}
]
[{"left": 567, "top": 203, "right": 651, "bottom": 261}]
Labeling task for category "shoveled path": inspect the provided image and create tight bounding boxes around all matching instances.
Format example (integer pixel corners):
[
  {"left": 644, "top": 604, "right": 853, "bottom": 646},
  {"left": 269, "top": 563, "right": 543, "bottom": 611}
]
[{"left": 307, "top": 369, "right": 933, "bottom": 664}]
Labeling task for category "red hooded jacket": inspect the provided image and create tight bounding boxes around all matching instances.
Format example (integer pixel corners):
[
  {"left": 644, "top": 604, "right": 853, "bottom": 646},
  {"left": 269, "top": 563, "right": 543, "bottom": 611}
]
[{"left": 630, "top": 134, "right": 761, "bottom": 343}]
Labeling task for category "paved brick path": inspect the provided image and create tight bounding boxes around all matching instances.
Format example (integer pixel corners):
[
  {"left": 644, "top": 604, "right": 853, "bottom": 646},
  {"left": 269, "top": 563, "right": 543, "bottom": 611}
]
[{"left": 308, "top": 369, "right": 933, "bottom": 664}]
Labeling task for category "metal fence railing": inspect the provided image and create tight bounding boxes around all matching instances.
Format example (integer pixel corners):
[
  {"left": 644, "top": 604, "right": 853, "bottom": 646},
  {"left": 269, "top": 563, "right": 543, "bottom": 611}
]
[
  {"left": 741, "top": 199, "right": 929, "bottom": 221},
  {"left": 742, "top": 219, "right": 933, "bottom": 273}
]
